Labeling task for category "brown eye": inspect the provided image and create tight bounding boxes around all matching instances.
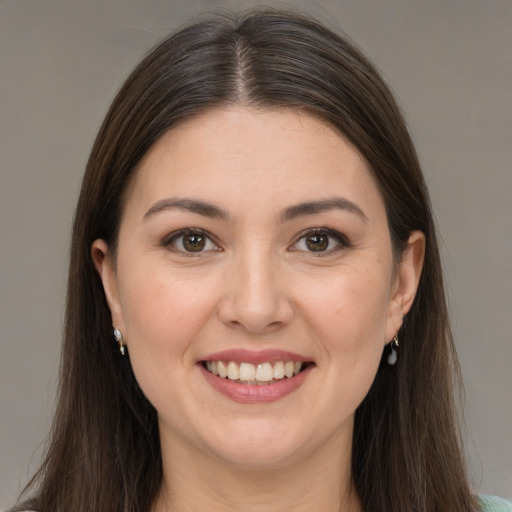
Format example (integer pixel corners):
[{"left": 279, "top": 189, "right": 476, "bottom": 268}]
[
  {"left": 165, "top": 229, "right": 218, "bottom": 254},
  {"left": 305, "top": 234, "right": 329, "bottom": 252},
  {"left": 182, "top": 233, "right": 206, "bottom": 252},
  {"left": 291, "top": 228, "right": 349, "bottom": 255}
]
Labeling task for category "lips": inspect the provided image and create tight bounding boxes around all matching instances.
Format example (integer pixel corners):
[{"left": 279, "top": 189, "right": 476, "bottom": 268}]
[{"left": 199, "top": 349, "right": 314, "bottom": 403}]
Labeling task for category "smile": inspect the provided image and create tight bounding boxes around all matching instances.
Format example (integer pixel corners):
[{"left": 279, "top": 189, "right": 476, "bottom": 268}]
[
  {"left": 203, "top": 360, "right": 307, "bottom": 384},
  {"left": 199, "top": 352, "right": 315, "bottom": 403}
]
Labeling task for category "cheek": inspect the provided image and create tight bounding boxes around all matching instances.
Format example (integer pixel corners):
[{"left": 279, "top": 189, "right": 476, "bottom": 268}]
[
  {"left": 296, "top": 269, "right": 390, "bottom": 424},
  {"left": 117, "top": 268, "right": 220, "bottom": 418},
  {"left": 298, "top": 266, "right": 391, "bottom": 357},
  {"left": 118, "top": 264, "right": 218, "bottom": 367},
  {"left": 292, "top": 265, "right": 389, "bottom": 416}
]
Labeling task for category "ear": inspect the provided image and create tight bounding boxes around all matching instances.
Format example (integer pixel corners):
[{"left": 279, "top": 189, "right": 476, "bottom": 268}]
[
  {"left": 386, "top": 231, "right": 425, "bottom": 341},
  {"left": 91, "top": 239, "right": 125, "bottom": 333}
]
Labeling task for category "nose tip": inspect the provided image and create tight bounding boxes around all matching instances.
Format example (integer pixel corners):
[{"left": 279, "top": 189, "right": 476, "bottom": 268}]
[{"left": 217, "top": 263, "right": 294, "bottom": 334}]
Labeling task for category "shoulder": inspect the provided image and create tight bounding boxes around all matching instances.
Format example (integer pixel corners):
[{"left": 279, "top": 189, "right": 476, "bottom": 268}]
[{"left": 479, "top": 495, "right": 512, "bottom": 512}]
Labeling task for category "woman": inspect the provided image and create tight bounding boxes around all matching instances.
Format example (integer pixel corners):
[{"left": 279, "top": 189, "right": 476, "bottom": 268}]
[{"left": 10, "top": 8, "right": 511, "bottom": 512}]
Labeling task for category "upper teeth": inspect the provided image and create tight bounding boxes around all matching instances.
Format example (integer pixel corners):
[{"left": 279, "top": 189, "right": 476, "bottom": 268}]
[{"left": 205, "top": 361, "right": 303, "bottom": 382}]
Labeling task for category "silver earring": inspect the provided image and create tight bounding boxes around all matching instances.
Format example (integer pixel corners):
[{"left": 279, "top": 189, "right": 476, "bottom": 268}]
[
  {"left": 387, "top": 334, "right": 399, "bottom": 365},
  {"left": 113, "top": 326, "right": 126, "bottom": 356}
]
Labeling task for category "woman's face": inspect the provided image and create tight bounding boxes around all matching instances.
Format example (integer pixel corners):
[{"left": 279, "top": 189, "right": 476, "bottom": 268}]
[{"left": 93, "top": 107, "right": 423, "bottom": 470}]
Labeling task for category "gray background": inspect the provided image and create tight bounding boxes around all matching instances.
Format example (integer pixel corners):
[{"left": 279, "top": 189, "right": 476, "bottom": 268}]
[{"left": 1, "top": 0, "right": 511, "bottom": 508}]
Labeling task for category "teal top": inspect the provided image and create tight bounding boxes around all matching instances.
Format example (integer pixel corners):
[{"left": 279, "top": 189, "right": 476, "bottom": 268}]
[{"left": 479, "top": 495, "right": 512, "bottom": 511}]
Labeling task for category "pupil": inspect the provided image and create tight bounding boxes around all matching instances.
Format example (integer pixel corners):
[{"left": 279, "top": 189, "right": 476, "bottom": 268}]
[
  {"left": 183, "top": 234, "right": 205, "bottom": 252},
  {"left": 306, "top": 234, "right": 328, "bottom": 251}
]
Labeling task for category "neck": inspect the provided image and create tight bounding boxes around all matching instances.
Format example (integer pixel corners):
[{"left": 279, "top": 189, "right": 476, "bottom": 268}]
[{"left": 153, "top": 429, "right": 362, "bottom": 512}]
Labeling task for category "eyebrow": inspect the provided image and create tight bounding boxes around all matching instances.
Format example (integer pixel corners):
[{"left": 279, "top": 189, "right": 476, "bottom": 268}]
[
  {"left": 281, "top": 197, "right": 367, "bottom": 222},
  {"left": 143, "top": 196, "right": 367, "bottom": 223},
  {"left": 143, "top": 198, "right": 228, "bottom": 220}
]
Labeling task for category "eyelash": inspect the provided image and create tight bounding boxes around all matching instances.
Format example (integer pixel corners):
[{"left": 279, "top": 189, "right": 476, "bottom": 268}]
[
  {"left": 163, "top": 228, "right": 220, "bottom": 255},
  {"left": 291, "top": 228, "right": 350, "bottom": 255},
  {"left": 162, "top": 227, "right": 350, "bottom": 256}
]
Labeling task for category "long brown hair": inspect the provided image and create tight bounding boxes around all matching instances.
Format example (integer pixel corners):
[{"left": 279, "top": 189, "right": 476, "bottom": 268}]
[{"left": 13, "top": 8, "right": 477, "bottom": 512}]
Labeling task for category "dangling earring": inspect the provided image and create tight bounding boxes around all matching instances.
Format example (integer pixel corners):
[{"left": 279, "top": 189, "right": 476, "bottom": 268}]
[
  {"left": 113, "top": 326, "right": 126, "bottom": 356},
  {"left": 387, "top": 334, "right": 399, "bottom": 365}
]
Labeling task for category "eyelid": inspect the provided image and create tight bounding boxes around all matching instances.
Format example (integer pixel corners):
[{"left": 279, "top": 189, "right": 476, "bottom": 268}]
[
  {"left": 163, "top": 228, "right": 222, "bottom": 253},
  {"left": 289, "top": 227, "right": 350, "bottom": 254}
]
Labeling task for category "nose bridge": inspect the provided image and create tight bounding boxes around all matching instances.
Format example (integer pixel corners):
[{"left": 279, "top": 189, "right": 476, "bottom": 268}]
[{"left": 219, "top": 240, "right": 293, "bottom": 332}]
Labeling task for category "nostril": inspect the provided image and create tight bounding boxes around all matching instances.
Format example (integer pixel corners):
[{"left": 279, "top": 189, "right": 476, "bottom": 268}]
[{"left": 266, "top": 320, "right": 286, "bottom": 331}]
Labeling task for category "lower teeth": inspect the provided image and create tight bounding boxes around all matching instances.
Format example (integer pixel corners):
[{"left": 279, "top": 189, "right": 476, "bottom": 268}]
[{"left": 237, "top": 379, "right": 283, "bottom": 385}]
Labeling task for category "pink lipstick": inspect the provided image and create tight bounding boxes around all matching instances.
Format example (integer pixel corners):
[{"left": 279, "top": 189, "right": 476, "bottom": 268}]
[{"left": 199, "top": 349, "right": 314, "bottom": 403}]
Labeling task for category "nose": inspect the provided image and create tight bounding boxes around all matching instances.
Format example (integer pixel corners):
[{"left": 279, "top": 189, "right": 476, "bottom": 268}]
[{"left": 217, "top": 249, "right": 294, "bottom": 334}]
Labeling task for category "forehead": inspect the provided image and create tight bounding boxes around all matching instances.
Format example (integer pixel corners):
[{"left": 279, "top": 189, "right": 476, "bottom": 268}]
[{"left": 123, "top": 106, "right": 384, "bottom": 220}]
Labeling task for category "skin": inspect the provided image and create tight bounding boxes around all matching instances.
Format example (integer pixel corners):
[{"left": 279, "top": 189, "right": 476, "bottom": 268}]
[{"left": 92, "top": 106, "right": 425, "bottom": 512}]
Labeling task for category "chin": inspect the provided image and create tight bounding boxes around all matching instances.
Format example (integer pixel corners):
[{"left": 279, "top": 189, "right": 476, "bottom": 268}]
[
  {"left": 215, "top": 443, "right": 304, "bottom": 472},
  {"left": 199, "top": 419, "right": 321, "bottom": 471}
]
